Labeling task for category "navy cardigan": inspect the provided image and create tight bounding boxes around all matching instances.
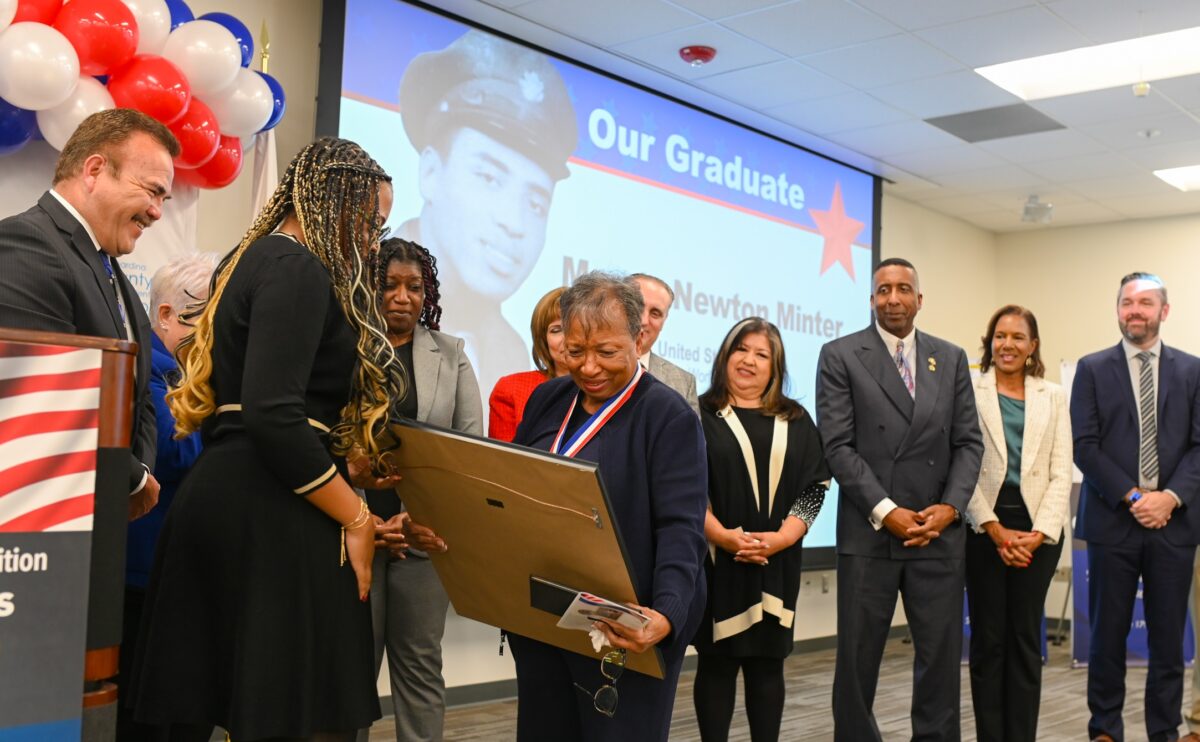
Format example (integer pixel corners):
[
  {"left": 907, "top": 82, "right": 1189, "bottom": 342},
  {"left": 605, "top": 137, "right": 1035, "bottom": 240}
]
[{"left": 514, "top": 373, "right": 708, "bottom": 646}]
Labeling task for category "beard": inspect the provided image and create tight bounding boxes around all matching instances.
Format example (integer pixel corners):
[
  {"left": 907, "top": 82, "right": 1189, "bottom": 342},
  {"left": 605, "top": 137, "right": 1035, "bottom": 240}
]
[{"left": 1120, "top": 315, "right": 1161, "bottom": 345}]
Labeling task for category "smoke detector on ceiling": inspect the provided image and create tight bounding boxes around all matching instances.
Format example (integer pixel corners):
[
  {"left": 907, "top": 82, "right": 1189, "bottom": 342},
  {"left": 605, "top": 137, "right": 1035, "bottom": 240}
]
[
  {"left": 1021, "top": 195, "right": 1054, "bottom": 224},
  {"left": 679, "top": 45, "right": 717, "bottom": 67}
]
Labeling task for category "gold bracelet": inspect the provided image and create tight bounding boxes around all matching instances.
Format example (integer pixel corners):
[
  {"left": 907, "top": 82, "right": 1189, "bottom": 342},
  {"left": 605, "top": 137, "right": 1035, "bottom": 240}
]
[{"left": 340, "top": 500, "right": 372, "bottom": 566}]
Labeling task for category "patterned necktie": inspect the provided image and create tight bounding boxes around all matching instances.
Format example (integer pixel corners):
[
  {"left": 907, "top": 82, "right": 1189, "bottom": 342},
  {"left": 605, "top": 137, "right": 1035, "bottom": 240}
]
[
  {"left": 895, "top": 339, "right": 915, "bottom": 398},
  {"left": 100, "top": 253, "right": 130, "bottom": 338},
  {"left": 1136, "top": 351, "right": 1159, "bottom": 486}
]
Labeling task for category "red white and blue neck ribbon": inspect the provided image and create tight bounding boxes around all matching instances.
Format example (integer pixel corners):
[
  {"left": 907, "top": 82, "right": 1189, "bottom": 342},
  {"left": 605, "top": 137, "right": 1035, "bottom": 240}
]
[{"left": 550, "top": 364, "right": 645, "bottom": 458}]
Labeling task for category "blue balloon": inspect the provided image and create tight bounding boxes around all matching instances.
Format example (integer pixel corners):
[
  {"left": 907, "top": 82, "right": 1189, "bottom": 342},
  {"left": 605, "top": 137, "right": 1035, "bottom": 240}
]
[
  {"left": 165, "top": 0, "right": 195, "bottom": 31},
  {"left": 200, "top": 12, "right": 253, "bottom": 68},
  {"left": 257, "top": 71, "right": 286, "bottom": 132},
  {"left": 0, "top": 98, "right": 37, "bottom": 156}
]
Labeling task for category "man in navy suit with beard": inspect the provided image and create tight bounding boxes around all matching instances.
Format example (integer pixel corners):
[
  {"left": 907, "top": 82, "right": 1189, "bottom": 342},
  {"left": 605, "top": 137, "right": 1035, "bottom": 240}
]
[{"left": 1072, "top": 272, "right": 1200, "bottom": 742}]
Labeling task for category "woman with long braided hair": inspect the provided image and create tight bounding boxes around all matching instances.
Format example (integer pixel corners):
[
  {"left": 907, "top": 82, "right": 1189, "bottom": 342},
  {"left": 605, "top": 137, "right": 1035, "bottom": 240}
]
[
  {"left": 131, "top": 138, "right": 403, "bottom": 742},
  {"left": 363, "top": 237, "right": 482, "bottom": 742}
]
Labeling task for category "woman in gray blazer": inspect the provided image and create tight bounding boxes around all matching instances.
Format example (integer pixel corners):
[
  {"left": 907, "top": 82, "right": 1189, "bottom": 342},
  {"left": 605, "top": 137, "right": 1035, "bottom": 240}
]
[
  {"left": 965, "top": 305, "right": 1072, "bottom": 742},
  {"left": 365, "top": 238, "right": 483, "bottom": 742}
]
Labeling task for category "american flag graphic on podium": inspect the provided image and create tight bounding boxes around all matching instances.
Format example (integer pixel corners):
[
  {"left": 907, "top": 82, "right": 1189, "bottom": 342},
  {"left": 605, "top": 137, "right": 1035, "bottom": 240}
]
[
  {"left": 0, "top": 339, "right": 102, "bottom": 741},
  {"left": 0, "top": 341, "right": 102, "bottom": 533}
]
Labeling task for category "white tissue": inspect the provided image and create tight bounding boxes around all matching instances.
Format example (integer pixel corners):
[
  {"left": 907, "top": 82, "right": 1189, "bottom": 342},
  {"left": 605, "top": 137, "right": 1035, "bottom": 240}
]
[{"left": 588, "top": 627, "right": 611, "bottom": 653}]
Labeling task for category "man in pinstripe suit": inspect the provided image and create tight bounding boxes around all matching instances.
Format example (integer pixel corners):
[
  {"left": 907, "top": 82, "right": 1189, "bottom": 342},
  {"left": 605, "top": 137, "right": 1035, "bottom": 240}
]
[{"left": 1072, "top": 272, "right": 1200, "bottom": 742}]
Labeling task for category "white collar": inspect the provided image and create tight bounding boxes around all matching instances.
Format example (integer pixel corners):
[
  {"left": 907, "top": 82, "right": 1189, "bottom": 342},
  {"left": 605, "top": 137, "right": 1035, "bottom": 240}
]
[
  {"left": 1123, "top": 338, "right": 1162, "bottom": 361},
  {"left": 875, "top": 322, "right": 915, "bottom": 350},
  {"left": 49, "top": 189, "right": 104, "bottom": 255}
]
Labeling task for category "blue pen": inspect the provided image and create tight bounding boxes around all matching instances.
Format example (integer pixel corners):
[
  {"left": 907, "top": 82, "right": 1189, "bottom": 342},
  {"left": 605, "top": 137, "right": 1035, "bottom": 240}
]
[{"left": 1130, "top": 490, "right": 1143, "bottom": 503}]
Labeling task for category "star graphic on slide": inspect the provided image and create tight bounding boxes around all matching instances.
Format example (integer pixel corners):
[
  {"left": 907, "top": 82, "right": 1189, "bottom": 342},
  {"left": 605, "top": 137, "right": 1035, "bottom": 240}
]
[{"left": 810, "top": 182, "right": 864, "bottom": 279}]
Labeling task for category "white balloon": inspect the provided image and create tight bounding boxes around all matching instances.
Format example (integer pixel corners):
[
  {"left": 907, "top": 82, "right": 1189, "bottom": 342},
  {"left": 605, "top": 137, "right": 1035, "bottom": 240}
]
[
  {"left": 122, "top": 0, "right": 171, "bottom": 55},
  {"left": 161, "top": 20, "right": 240, "bottom": 97},
  {"left": 201, "top": 67, "right": 272, "bottom": 139},
  {"left": 0, "top": 23, "right": 81, "bottom": 111},
  {"left": 36, "top": 77, "right": 115, "bottom": 150},
  {"left": 0, "top": 0, "right": 16, "bottom": 36}
]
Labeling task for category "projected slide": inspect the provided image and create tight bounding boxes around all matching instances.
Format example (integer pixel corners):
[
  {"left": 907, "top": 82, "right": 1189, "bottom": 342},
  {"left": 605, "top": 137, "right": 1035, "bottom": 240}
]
[{"left": 334, "top": 0, "right": 878, "bottom": 552}]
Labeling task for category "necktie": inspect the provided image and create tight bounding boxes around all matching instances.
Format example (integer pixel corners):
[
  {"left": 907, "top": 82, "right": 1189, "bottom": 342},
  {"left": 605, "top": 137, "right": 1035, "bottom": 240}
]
[
  {"left": 895, "top": 339, "right": 915, "bottom": 398},
  {"left": 1137, "top": 351, "right": 1159, "bottom": 486},
  {"left": 100, "top": 253, "right": 131, "bottom": 339}
]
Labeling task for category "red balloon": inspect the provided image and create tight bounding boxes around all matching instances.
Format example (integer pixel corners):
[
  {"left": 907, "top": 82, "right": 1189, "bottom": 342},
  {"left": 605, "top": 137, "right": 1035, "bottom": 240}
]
[
  {"left": 175, "top": 134, "right": 241, "bottom": 189},
  {"left": 53, "top": 0, "right": 138, "bottom": 76},
  {"left": 12, "top": 0, "right": 62, "bottom": 25},
  {"left": 107, "top": 54, "right": 191, "bottom": 125},
  {"left": 168, "top": 98, "right": 220, "bottom": 169}
]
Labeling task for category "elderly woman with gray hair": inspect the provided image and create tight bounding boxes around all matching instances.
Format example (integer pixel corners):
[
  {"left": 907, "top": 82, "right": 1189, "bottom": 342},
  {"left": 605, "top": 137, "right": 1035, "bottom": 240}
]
[
  {"left": 119, "top": 251, "right": 218, "bottom": 740},
  {"left": 501, "top": 271, "right": 708, "bottom": 741}
]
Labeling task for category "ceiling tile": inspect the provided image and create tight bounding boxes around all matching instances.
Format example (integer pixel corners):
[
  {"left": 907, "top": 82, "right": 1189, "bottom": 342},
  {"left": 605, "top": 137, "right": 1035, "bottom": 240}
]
[
  {"left": 695, "top": 60, "right": 850, "bottom": 109},
  {"left": 800, "top": 34, "right": 964, "bottom": 90},
  {"left": 1033, "top": 201, "right": 1124, "bottom": 225},
  {"left": 1022, "top": 151, "right": 1142, "bottom": 182},
  {"left": 1028, "top": 87, "right": 1177, "bottom": 128},
  {"left": 975, "top": 129, "right": 1107, "bottom": 163},
  {"left": 1043, "top": 0, "right": 1200, "bottom": 44},
  {"left": 1140, "top": 75, "right": 1200, "bottom": 115},
  {"left": 959, "top": 211, "right": 1042, "bottom": 232},
  {"left": 666, "top": 0, "right": 786, "bottom": 20},
  {"left": 766, "top": 91, "right": 909, "bottom": 135},
  {"left": 1077, "top": 112, "right": 1200, "bottom": 151},
  {"left": 514, "top": 0, "right": 702, "bottom": 47},
  {"left": 882, "top": 144, "right": 1010, "bottom": 177},
  {"left": 916, "top": 6, "right": 1089, "bottom": 68},
  {"left": 611, "top": 22, "right": 783, "bottom": 79},
  {"left": 853, "top": 0, "right": 1035, "bottom": 32},
  {"left": 976, "top": 187, "right": 1090, "bottom": 208},
  {"left": 1123, "top": 139, "right": 1200, "bottom": 170},
  {"left": 918, "top": 194, "right": 1010, "bottom": 216},
  {"left": 933, "top": 164, "right": 1048, "bottom": 193},
  {"left": 721, "top": 0, "right": 899, "bottom": 57},
  {"left": 826, "top": 120, "right": 962, "bottom": 158},
  {"left": 1059, "top": 173, "right": 1171, "bottom": 199},
  {"left": 869, "top": 70, "right": 1020, "bottom": 119},
  {"left": 1109, "top": 190, "right": 1200, "bottom": 219}
]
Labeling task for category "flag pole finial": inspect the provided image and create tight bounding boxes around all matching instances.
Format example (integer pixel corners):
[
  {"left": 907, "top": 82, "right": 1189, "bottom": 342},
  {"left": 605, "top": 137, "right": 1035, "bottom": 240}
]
[{"left": 260, "top": 20, "right": 270, "bottom": 74}]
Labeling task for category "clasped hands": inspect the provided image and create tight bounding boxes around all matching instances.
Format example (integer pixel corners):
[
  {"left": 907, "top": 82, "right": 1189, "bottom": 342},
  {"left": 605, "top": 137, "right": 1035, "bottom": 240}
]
[
  {"left": 716, "top": 522, "right": 806, "bottom": 566},
  {"left": 882, "top": 504, "right": 957, "bottom": 548},
  {"left": 372, "top": 512, "right": 448, "bottom": 557},
  {"left": 982, "top": 522, "right": 1044, "bottom": 567},
  {"left": 1126, "top": 488, "right": 1176, "bottom": 530}
]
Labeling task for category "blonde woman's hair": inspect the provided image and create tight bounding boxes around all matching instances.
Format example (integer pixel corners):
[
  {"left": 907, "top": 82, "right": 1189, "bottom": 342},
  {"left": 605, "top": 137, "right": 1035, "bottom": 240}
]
[{"left": 167, "top": 137, "right": 405, "bottom": 471}]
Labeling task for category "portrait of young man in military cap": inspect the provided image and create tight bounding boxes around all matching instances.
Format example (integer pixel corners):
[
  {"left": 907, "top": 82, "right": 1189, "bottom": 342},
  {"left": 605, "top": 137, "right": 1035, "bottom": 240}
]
[{"left": 396, "top": 29, "right": 578, "bottom": 401}]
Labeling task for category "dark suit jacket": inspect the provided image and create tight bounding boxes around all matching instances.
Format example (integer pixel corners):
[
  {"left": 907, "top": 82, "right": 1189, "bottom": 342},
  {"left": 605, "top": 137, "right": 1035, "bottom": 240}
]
[
  {"left": 0, "top": 191, "right": 156, "bottom": 490},
  {"left": 1071, "top": 342, "right": 1200, "bottom": 546},
  {"left": 816, "top": 325, "right": 983, "bottom": 560}
]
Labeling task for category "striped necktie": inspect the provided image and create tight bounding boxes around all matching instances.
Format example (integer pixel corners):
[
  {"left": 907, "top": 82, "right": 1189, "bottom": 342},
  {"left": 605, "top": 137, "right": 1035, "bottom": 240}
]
[
  {"left": 895, "top": 339, "right": 915, "bottom": 398},
  {"left": 1136, "top": 350, "right": 1159, "bottom": 486}
]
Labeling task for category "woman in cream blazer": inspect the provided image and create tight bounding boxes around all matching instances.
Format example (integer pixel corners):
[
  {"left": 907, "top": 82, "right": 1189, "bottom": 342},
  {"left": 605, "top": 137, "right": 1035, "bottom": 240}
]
[{"left": 965, "top": 305, "right": 1072, "bottom": 742}]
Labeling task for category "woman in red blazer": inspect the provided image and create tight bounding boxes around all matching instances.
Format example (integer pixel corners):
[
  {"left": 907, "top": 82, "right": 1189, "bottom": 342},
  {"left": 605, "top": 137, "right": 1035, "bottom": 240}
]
[{"left": 487, "top": 286, "right": 567, "bottom": 441}]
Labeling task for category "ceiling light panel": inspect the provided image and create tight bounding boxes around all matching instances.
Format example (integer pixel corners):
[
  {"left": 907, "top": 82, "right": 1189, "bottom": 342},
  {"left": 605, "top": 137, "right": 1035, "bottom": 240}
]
[{"left": 976, "top": 26, "right": 1200, "bottom": 101}]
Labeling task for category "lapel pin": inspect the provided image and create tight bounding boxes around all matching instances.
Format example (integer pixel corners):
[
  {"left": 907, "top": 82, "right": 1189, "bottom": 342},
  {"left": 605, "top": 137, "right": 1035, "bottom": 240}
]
[{"left": 928, "top": 357, "right": 936, "bottom": 372}]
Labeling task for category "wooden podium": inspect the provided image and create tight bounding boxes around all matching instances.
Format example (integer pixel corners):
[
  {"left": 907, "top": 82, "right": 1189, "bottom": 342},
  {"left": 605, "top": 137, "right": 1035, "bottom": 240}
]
[{"left": 0, "top": 328, "right": 137, "bottom": 741}]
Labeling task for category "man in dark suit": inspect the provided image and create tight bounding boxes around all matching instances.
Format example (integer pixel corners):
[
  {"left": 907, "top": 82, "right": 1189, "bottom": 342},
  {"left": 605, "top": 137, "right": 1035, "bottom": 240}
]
[
  {"left": 0, "top": 107, "right": 180, "bottom": 518},
  {"left": 1071, "top": 272, "right": 1200, "bottom": 742},
  {"left": 816, "top": 257, "right": 983, "bottom": 742}
]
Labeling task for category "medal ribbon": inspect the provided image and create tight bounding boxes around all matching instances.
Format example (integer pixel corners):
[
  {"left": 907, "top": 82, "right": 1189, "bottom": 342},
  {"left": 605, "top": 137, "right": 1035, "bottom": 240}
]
[{"left": 550, "top": 365, "right": 645, "bottom": 458}]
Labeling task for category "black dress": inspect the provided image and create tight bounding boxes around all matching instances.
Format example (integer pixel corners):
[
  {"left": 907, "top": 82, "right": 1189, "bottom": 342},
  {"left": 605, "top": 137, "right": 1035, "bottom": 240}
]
[
  {"left": 131, "top": 235, "right": 379, "bottom": 738},
  {"left": 692, "top": 404, "right": 829, "bottom": 659}
]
